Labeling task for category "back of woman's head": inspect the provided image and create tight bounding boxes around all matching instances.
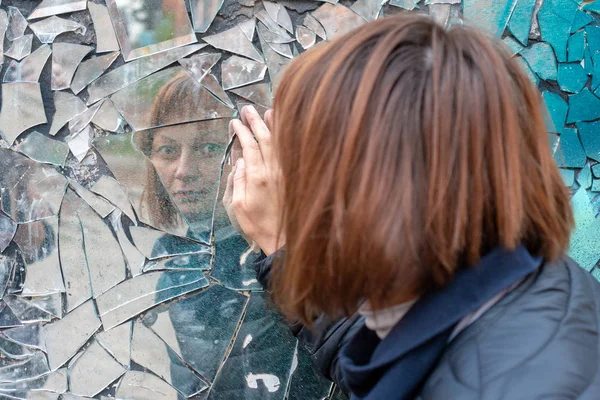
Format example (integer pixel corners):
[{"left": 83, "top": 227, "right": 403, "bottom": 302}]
[{"left": 271, "top": 13, "right": 574, "bottom": 323}]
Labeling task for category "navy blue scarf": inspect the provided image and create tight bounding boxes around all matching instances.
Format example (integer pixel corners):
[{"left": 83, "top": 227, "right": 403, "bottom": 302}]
[{"left": 338, "top": 245, "right": 542, "bottom": 399}]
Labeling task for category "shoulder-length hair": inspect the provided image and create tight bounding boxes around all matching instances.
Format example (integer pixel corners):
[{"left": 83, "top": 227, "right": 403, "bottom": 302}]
[{"left": 271, "top": 14, "right": 574, "bottom": 324}]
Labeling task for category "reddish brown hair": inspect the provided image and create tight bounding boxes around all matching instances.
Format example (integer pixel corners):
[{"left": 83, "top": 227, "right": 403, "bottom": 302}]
[{"left": 271, "top": 14, "right": 574, "bottom": 324}]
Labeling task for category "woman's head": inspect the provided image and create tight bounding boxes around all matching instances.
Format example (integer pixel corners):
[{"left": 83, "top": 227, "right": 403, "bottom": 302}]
[{"left": 271, "top": 14, "right": 573, "bottom": 323}]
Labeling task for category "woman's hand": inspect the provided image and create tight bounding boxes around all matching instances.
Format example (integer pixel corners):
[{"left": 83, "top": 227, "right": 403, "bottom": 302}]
[{"left": 223, "top": 106, "right": 284, "bottom": 256}]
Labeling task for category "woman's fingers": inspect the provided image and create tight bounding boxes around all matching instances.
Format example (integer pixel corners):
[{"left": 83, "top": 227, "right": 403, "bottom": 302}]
[
  {"left": 223, "top": 165, "right": 235, "bottom": 207},
  {"left": 230, "top": 119, "right": 264, "bottom": 173},
  {"left": 265, "top": 109, "right": 274, "bottom": 132},
  {"left": 242, "top": 106, "right": 273, "bottom": 164},
  {"left": 232, "top": 158, "right": 247, "bottom": 211}
]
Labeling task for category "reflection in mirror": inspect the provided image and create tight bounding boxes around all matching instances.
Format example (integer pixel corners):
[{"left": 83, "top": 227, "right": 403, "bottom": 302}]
[
  {"left": 111, "top": 66, "right": 234, "bottom": 131},
  {"left": 312, "top": 3, "right": 367, "bottom": 40},
  {"left": 230, "top": 83, "right": 273, "bottom": 108},
  {"left": 0, "top": 368, "right": 67, "bottom": 397},
  {"left": 142, "top": 284, "right": 246, "bottom": 382},
  {"left": 95, "top": 270, "right": 209, "bottom": 330},
  {"left": 68, "top": 340, "right": 127, "bottom": 397},
  {"left": 0, "top": 149, "right": 67, "bottom": 223},
  {"left": 288, "top": 345, "right": 333, "bottom": 399},
  {"left": 203, "top": 24, "right": 264, "bottom": 63},
  {"left": 109, "top": 211, "right": 145, "bottom": 277},
  {"left": 239, "top": 18, "right": 256, "bottom": 41},
  {"left": 29, "top": 0, "right": 87, "bottom": 20},
  {"left": 0, "top": 351, "right": 50, "bottom": 382},
  {"left": 91, "top": 99, "right": 126, "bottom": 133},
  {"left": 90, "top": 175, "right": 137, "bottom": 224},
  {"left": 28, "top": 293, "right": 63, "bottom": 319},
  {"left": 3, "top": 295, "right": 53, "bottom": 324},
  {"left": 257, "top": 25, "right": 292, "bottom": 93},
  {"left": 6, "top": 7, "right": 27, "bottom": 41},
  {"left": 255, "top": 9, "right": 293, "bottom": 41},
  {"left": 43, "top": 300, "right": 101, "bottom": 371},
  {"left": 221, "top": 55, "right": 267, "bottom": 90},
  {"left": 143, "top": 253, "right": 211, "bottom": 272},
  {"left": 116, "top": 370, "right": 180, "bottom": 400},
  {"left": 70, "top": 52, "right": 120, "bottom": 95},
  {"left": 88, "top": 2, "right": 120, "bottom": 53},
  {"left": 69, "top": 101, "right": 102, "bottom": 135},
  {"left": 5, "top": 34, "right": 33, "bottom": 61},
  {"left": 296, "top": 25, "right": 317, "bottom": 49},
  {"left": 131, "top": 320, "right": 209, "bottom": 397},
  {"left": 0, "top": 254, "right": 15, "bottom": 297},
  {"left": 95, "top": 320, "right": 131, "bottom": 367},
  {"left": 69, "top": 179, "right": 115, "bottom": 218},
  {"left": 3, "top": 44, "right": 52, "bottom": 83},
  {"left": 190, "top": 0, "right": 224, "bottom": 33},
  {"left": 179, "top": 52, "right": 222, "bottom": 83},
  {"left": 201, "top": 73, "right": 235, "bottom": 108},
  {"left": 29, "top": 16, "right": 86, "bottom": 43},
  {"left": 351, "top": 0, "right": 386, "bottom": 21},
  {"left": 134, "top": 118, "right": 231, "bottom": 239},
  {"left": 0, "top": 10, "right": 7, "bottom": 65},
  {"left": 0, "top": 334, "right": 35, "bottom": 358},
  {"left": 130, "top": 226, "right": 210, "bottom": 260},
  {"left": 49, "top": 91, "right": 86, "bottom": 136},
  {"left": 3, "top": 323, "right": 46, "bottom": 351},
  {"left": 303, "top": 13, "right": 326, "bottom": 40},
  {"left": 106, "top": 0, "right": 196, "bottom": 61},
  {"left": 463, "top": 0, "right": 518, "bottom": 37},
  {"left": 86, "top": 43, "right": 206, "bottom": 104},
  {"left": 0, "top": 82, "right": 47, "bottom": 145},
  {"left": 51, "top": 43, "right": 93, "bottom": 90},
  {"left": 569, "top": 187, "right": 600, "bottom": 271},
  {"left": 14, "top": 217, "right": 64, "bottom": 296},
  {"left": 0, "top": 306, "right": 22, "bottom": 329},
  {"left": 0, "top": 212, "right": 17, "bottom": 252},
  {"left": 264, "top": 1, "right": 294, "bottom": 34},
  {"left": 17, "top": 131, "right": 69, "bottom": 167},
  {"left": 67, "top": 123, "right": 93, "bottom": 161}
]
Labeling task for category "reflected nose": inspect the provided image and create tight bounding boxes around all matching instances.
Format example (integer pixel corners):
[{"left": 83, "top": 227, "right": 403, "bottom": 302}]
[{"left": 174, "top": 150, "right": 199, "bottom": 182}]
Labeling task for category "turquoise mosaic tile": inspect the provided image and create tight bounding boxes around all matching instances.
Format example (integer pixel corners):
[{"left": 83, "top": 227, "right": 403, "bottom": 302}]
[
  {"left": 571, "top": 9, "right": 594, "bottom": 32},
  {"left": 567, "top": 89, "right": 600, "bottom": 123},
  {"left": 560, "top": 168, "right": 576, "bottom": 186},
  {"left": 554, "top": 128, "right": 587, "bottom": 168},
  {"left": 577, "top": 164, "right": 593, "bottom": 189},
  {"left": 542, "top": 91, "right": 568, "bottom": 133},
  {"left": 567, "top": 30, "right": 585, "bottom": 62},
  {"left": 557, "top": 63, "right": 588, "bottom": 93},
  {"left": 538, "top": 0, "right": 579, "bottom": 62},
  {"left": 577, "top": 120, "right": 600, "bottom": 161},
  {"left": 520, "top": 42, "right": 558, "bottom": 81},
  {"left": 507, "top": 0, "right": 536, "bottom": 45},
  {"left": 463, "top": 0, "right": 518, "bottom": 37}
]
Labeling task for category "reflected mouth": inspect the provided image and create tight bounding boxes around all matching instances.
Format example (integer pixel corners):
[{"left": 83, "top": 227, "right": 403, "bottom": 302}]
[{"left": 173, "top": 190, "right": 204, "bottom": 202}]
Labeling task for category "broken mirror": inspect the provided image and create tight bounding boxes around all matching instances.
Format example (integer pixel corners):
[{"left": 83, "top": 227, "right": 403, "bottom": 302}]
[
  {"left": 88, "top": 2, "right": 120, "bottom": 53},
  {"left": 29, "top": 16, "right": 86, "bottom": 43},
  {"left": 29, "top": 0, "right": 87, "bottom": 20},
  {"left": 105, "top": 0, "right": 197, "bottom": 61},
  {"left": 0, "top": 82, "right": 46, "bottom": 145}
]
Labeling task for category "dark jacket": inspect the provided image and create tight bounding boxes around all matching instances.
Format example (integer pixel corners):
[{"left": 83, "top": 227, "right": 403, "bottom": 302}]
[{"left": 254, "top": 249, "right": 600, "bottom": 399}]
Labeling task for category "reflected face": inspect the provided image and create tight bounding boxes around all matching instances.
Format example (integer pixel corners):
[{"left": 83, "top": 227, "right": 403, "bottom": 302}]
[{"left": 150, "top": 123, "right": 226, "bottom": 222}]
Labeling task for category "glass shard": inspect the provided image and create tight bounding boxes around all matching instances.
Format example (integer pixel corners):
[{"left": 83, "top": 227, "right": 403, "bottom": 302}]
[
  {"left": 6, "top": 7, "right": 27, "bottom": 41},
  {"left": 5, "top": 34, "right": 33, "bottom": 61},
  {"left": 116, "top": 371, "right": 180, "bottom": 400},
  {"left": 29, "top": 0, "right": 87, "bottom": 20},
  {"left": 70, "top": 52, "right": 119, "bottom": 95},
  {"left": 557, "top": 63, "right": 588, "bottom": 93},
  {"left": 287, "top": 344, "right": 332, "bottom": 400},
  {"left": 389, "top": 0, "right": 419, "bottom": 10},
  {"left": 428, "top": 3, "right": 452, "bottom": 26},
  {"left": 537, "top": 0, "right": 578, "bottom": 63},
  {"left": 0, "top": 212, "right": 17, "bottom": 253},
  {"left": 567, "top": 89, "right": 600, "bottom": 123},
  {"left": 0, "top": 303, "right": 22, "bottom": 328},
  {"left": 222, "top": 55, "right": 267, "bottom": 90},
  {"left": 201, "top": 73, "right": 235, "bottom": 108},
  {"left": 49, "top": 91, "right": 86, "bottom": 136},
  {"left": 296, "top": 25, "right": 317, "bottom": 49},
  {"left": 3, "top": 323, "right": 46, "bottom": 352},
  {"left": 109, "top": 211, "right": 145, "bottom": 277},
  {"left": 129, "top": 226, "right": 210, "bottom": 260},
  {"left": 51, "top": 43, "right": 92, "bottom": 90},
  {"left": 203, "top": 25, "right": 264, "bottom": 63},
  {"left": 66, "top": 124, "right": 93, "bottom": 162},
  {"left": 27, "top": 293, "right": 62, "bottom": 319},
  {"left": 266, "top": 40, "right": 293, "bottom": 59},
  {"left": 86, "top": 43, "right": 206, "bottom": 105},
  {"left": 0, "top": 149, "right": 67, "bottom": 222},
  {"left": 239, "top": 18, "right": 257, "bottom": 41},
  {"left": 507, "top": 0, "right": 535, "bottom": 45},
  {"left": 29, "top": 16, "right": 86, "bottom": 43},
  {"left": 462, "top": 0, "right": 518, "bottom": 37},
  {"left": 0, "top": 82, "right": 46, "bottom": 145},
  {"left": 68, "top": 340, "right": 127, "bottom": 397},
  {"left": 351, "top": 0, "right": 386, "bottom": 21},
  {"left": 255, "top": 9, "right": 294, "bottom": 42},
  {"left": 229, "top": 83, "right": 273, "bottom": 108},
  {"left": 190, "top": 0, "right": 224, "bottom": 33},
  {"left": 3, "top": 295, "right": 53, "bottom": 324},
  {"left": 302, "top": 13, "right": 326, "bottom": 39},
  {"left": 0, "top": 351, "right": 50, "bottom": 383},
  {"left": 91, "top": 99, "right": 125, "bottom": 133},
  {"left": 131, "top": 320, "right": 209, "bottom": 397},
  {"left": 3, "top": 44, "right": 51, "bottom": 83},
  {"left": 95, "top": 321, "right": 131, "bottom": 367},
  {"left": 90, "top": 175, "right": 137, "bottom": 224},
  {"left": 95, "top": 270, "right": 209, "bottom": 330},
  {"left": 143, "top": 285, "right": 246, "bottom": 382},
  {"left": 142, "top": 253, "right": 211, "bottom": 272},
  {"left": 68, "top": 101, "right": 102, "bottom": 136},
  {"left": 0, "top": 368, "right": 67, "bottom": 397},
  {"left": 88, "top": 2, "right": 119, "bottom": 53},
  {"left": 58, "top": 190, "right": 92, "bottom": 312},
  {"left": 208, "top": 293, "right": 297, "bottom": 399},
  {"left": 179, "top": 53, "right": 222, "bottom": 83},
  {"left": 111, "top": 66, "right": 234, "bottom": 131},
  {"left": 69, "top": 179, "right": 115, "bottom": 218},
  {"left": 106, "top": 0, "right": 196, "bottom": 61},
  {"left": 567, "top": 30, "right": 585, "bottom": 62},
  {"left": 0, "top": 334, "right": 35, "bottom": 359},
  {"left": 312, "top": 3, "right": 366, "bottom": 40},
  {"left": 17, "top": 131, "right": 69, "bottom": 167},
  {"left": 257, "top": 25, "right": 292, "bottom": 93},
  {"left": 0, "top": 10, "right": 7, "bottom": 66},
  {"left": 43, "top": 300, "right": 101, "bottom": 371},
  {"left": 577, "top": 120, "right": 600, "bottom": 162},
  {"left": 569, "top": 187, "right": 600, "bottom": 271},
  {"left": 13, "top": 217, "right": 64, "bottom": 296},
  {"left": 519, "top": 42, "right": 557, "bottom": 81}
]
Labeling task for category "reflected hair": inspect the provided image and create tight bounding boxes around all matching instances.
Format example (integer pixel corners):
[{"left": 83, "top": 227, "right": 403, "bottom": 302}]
[
  {"left": 271, "top": 14, "right": 574, "bottom": 324},
  {"left": 136, "top": 70, "right": 203, "bottom": 229}
]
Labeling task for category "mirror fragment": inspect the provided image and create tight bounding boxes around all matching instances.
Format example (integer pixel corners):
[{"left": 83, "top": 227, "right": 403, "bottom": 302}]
[
  {"left": 130, "top": 226, "right": 210, "bottom": 260},
  {"left": 90, "top": 175, "right": 137, "bottom": 225},
  {"left": 116, "top": 370, "right": 180, "bottom": 400},
  {"left": 179, "top": 53, "right": 222, "bottom": 83},
  {"left": 201, "top": 73, "right": 235, "bottom": 108},
  {"left": 69, "top": 179, "right": 115, "bottom": 218},
  {"left": 0, "top": 212, "right": 17, "bottom": 253},
  {"left": 49, "top": 91, "right": 87, "bottom": 136},
  {"left": 88, "top": 2, "right": 119, "bottom": 53},
  {"left": 17, "top": 131, "right": 69, "bottom": 167},
  {"left": 5, "top": 34, "right": 33, "bottom": 61},
  {"left": 0, "top": 351, "right": 50, "bottom": 383},
  {"left": 29, "top": 0, "right": 87, "bottom": 20},
  {"left": 507, "top": 0, "right": 536, "bottom": 45},
  {"left": 51, "top": 43, "right": 92, "bottom": 90},
  {"left": 29, "top": 16, "right": 86, "bottom": 43},
  {"left": 296, "top": 25, "right": 317, "bottom": 49},
  {"left": 0, "top": 82, "right": 46, "bottom": 145},
  {"left": 70, "top": 52, "right": 120, "bottom": 95},
  {"left": 109, "top": 211, "right": 145, "bottom": 277},
  {"left": 95, "top": 320, "right": 131, "bottom": 367},
  {"left": 462, "top": 0, "right": 518, "bottom": 37},
  {"left": 3, "top": 44, "right": 51, "bottom": 83},
  {"left": 203, "top": 25, "right": 264, "bottom": 63},
  {"left": 3, "top": 323, "right": 46, "bottom": 352},
  {"left": 190, "top": 0, "right": 225, "bottom": 33},
  {"left": 91, "top": 99, "right": 126, "bottom": 133},
  {"left": 6, "top": 7, "right": 27, "bottom": 41},
  {"left": 519, "top": 42, "right": 557, "bottom": 81},
  {"left": 221, "top": 56, "right": 267, "bottom": 90},
  {"left": 312, "top": 3, "right": 366, "bottom": 40}
]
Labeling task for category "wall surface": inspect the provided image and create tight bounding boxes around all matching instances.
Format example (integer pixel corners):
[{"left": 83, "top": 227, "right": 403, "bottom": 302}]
[{"left": 0, "top": 0, "right": 598, "bottom": 399}]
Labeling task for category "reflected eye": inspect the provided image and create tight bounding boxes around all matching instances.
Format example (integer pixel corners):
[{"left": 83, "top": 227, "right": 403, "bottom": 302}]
[
  {"left": 196, "top": 143, "right": 225, "bottom": 157},
  {"left": 154, "top": 145, "right": 180, "bottom": 160}
]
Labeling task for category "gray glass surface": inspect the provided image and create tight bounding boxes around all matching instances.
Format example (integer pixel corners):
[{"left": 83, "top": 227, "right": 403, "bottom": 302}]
[
  {"left": 29, "top": 16, "right": 86, "bottom": 43},
  {"left": 296, "top": 25, "right": 317, "bottom": 49},
  {"left": 264, "top": 1, "right": 293, "bottom": 34},
  {"left": 88, "top": 2, "right": 119, "bottom": 53},
  {"left": 66, "top": 123, "right": 93, "bottom": 161},
  {"left": 201, "top": 73, "right": 235, "bottom": 108},
  {"left": 0, "top": 368, "right": 67, "bottom": 398},
  {"left": 2, "top": 323, "right": 46, "bottom": 352},
  {"left": 129, "top": 226, "right": 210, "bottom": 260},
  {"left": 89, "top": 175, "right": 138, "bottom": 225},
  {"left": 3, "top": 44, "right": 52, "bottom": 83},
  {"left": 257, "top": 24, "right": 291, "bottom": 93},
  {"left": 90, "top": 99, "right": 126, "bottom": 133},
  {"left": 190, "top": 0, "right": 224, "bottom": 33},
  {"left": 106, "top": 0, "right": 197, "bottom": 61},
  {"left": 0, "top": 10, "right": 7, "bottom": 66},
  {"left": 179, "top": 52, "right": 222, "bottom": 84},
  {"left": 312, "top": 3, "right": 366, "bottom": 40},
  {"left": 29, "top": 0, "right": 87, "bottom": 20},
  {"left": 0, "top": 82, "right": 46, "bottom": 145},
  {"left": 109, "top": 211, "right": 146, "bottom": 277},
  {"left": 221, "top": 55, "right": 267, "bottom": 90},
  {"left": 70, "top": 52, "right": 120, "bottom": 95},
  {"left": 51, "top": 43, "right": 93, "bottom": 90},
  {"left": 303, "top": 13, "right": 326, "bottom": 39},
  {"left": 68, "top": 101, "right": 102, "bottom": 136},
  {"left": 49, "top": 91, "right": 87, "bottom": 136},
  {"left": 0, "top": 351, "right": 50, "bottom": 383},
  {"left": 351, "top": 0, "right": 386, "bottom": 20},
  {"left": 69, "top": 179, "right": 115, "bottom": 218},
  {"left": 116, "top": 371, "right": 180, "bottom": 400},
  {"left": 6, "top": 7, "right": 27, "bottom": 41},
  {"left": 17, "top": 131, "right": 69, "bottom": 167},
  {"left": 203, "top": 24, "right": 264, "bottom": 63},
  {"left": 95, "top": 321, "right": 131, "bottom": 367},
  {"left": 0, "top": 212, "right": 16, "bottom": 253},
  {"left": 230, "top": 82, "right": 273, "bottom": 108},
  {"left": 3, "top": 295, "right": 53, "bottom": 324},
  {"left": 5, "top": 34, "right": 33, "bottom": 61}
]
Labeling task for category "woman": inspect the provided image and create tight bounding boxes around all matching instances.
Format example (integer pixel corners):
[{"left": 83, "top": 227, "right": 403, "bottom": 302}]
[{"left": 226, "top": 14, "right": 600, "bottom": 399}]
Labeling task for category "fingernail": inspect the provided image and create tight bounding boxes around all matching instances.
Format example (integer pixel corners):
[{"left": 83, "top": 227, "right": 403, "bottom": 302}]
[{"left": 244, "top": 105, "right": 257, "bottom": 115}]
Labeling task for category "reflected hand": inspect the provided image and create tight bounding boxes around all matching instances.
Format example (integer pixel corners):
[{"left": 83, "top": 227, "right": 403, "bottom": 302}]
[{"left": 226, "top": 106, "right": 284, "bottom": 256}]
